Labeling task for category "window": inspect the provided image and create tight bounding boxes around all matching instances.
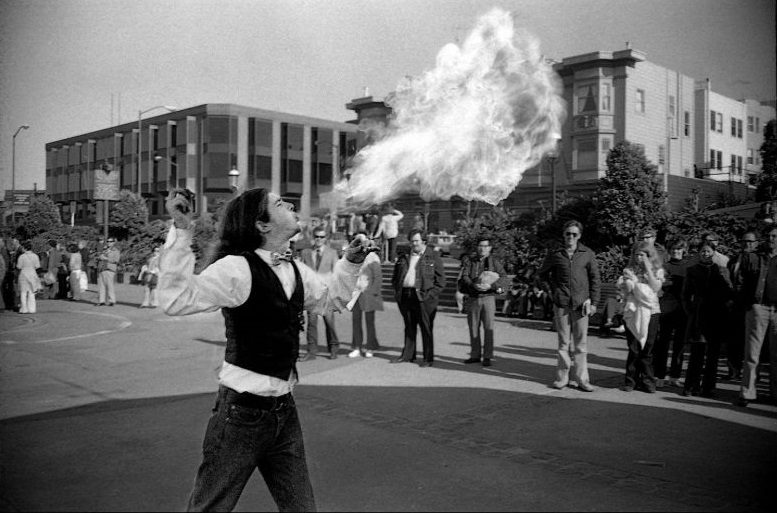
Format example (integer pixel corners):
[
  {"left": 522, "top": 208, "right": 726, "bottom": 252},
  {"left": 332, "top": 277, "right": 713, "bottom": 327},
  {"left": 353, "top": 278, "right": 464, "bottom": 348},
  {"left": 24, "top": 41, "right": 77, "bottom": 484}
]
[
  {"left": 731, "top": 154, "right": 737, "bottom": 173},
  {"left": 635, "top": 89, "right": 645, "bottom": 113},
  {"left": 737, "top": 155, "right": 743, "bottom": 174},
  {"left": 601, "top": 83, "right": 611, "bottom": 112},
  {"left": 171, "top": 124, "right": 177, "bottom": 147},
  {"left": 668, "top": 95, "right": 676, "bottom": 118},
  {"left": 748, "top": 116, "right": 754, "bottom": 132},
  {"left": 756, "top": 117, "right": 761, "bottom": 132},
  {"left": 747, "top": 148, "right": 754, "bottom": 165},
  {"left": 710, "top": 110, "right": 717, "bottom": 131},
  {"left": 716, "top": 112, "right": 723, "bottom": 133},
  {"left": 710, "top": 149, "right": 722, "bottom": 170},
  {"left": 717, "top": 150, "right": 722, "bottom": 169},
  {"left": 576, "top": 84, "right": 598, "bottom": 113},
  {"left": 658, "top": 145, "right": 666, "bottom": 165},
  {"left": 737, "top": 119, "right": 743, "bottom": 139},
  {"left": 731, "top": 117, "right": 737, "bottom": 137},
  {"left": 684, "top": 111, "right": 691, "bottom": 137}
]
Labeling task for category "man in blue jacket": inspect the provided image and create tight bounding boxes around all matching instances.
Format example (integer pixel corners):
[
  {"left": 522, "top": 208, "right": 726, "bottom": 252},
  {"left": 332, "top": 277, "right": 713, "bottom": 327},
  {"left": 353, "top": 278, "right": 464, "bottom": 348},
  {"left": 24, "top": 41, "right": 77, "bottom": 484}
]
[{"left": 539, "top": 220, "right": 601, "bottom": 392}]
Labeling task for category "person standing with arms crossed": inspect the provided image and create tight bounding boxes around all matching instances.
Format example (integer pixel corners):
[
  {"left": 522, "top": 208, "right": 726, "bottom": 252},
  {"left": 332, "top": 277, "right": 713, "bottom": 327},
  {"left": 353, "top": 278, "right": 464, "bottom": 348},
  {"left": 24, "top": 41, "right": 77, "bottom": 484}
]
[
  {"left": 458, "top": 237, "right": 507, "bottom": 367},
  {"left": 158, "top": 187, "right": 369, "bottom": 511},
  {"left": 391, "top": 229, "right": 446, "bottom": 367},
  {"left": 539, "top": 220, "right": 601, "bottom": 392}
]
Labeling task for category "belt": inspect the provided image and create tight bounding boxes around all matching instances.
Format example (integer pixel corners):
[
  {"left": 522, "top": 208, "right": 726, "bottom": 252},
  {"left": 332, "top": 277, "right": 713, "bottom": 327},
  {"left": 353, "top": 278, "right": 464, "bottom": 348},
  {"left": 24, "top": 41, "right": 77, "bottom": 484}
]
[{"left": 220, "top": 386, "right": 293, "bottom": 412}]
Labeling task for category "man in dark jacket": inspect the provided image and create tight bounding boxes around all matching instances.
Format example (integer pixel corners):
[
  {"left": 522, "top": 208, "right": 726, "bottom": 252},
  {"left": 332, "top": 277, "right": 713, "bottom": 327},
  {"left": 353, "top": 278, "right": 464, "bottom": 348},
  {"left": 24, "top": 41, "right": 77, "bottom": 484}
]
[
  {"left": 391, "top": 229, "right": 446, "bottom": 367},
  {"left": 458, "top": 237, "right": 507, "bottom": 367},
  {"left": 539, "top": 220, "right": 601, "bottom": 392},
  {"left": 735, "top": 226, "right": 777, "bottom": 407}
]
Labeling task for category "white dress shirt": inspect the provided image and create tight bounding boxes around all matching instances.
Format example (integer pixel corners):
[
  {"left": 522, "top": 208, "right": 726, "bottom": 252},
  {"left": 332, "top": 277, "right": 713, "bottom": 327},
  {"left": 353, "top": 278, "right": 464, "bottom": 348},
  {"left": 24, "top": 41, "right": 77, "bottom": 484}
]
[{"left": 158, "top": 226, "right": 367, "bottom": 396}]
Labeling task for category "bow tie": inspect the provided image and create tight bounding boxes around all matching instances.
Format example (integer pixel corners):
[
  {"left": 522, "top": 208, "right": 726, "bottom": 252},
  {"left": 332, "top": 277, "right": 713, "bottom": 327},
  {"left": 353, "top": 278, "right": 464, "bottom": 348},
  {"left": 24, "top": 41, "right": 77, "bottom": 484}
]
[{"left": 270, "top": 251, "right": 292, "bottom": 266}]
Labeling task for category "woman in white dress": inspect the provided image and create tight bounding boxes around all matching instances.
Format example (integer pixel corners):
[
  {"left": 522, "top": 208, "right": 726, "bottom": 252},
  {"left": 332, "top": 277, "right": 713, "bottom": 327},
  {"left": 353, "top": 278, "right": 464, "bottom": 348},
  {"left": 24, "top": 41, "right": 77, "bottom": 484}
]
[{"left": 16, "top": 240, "right": 41, "bottom": 314}]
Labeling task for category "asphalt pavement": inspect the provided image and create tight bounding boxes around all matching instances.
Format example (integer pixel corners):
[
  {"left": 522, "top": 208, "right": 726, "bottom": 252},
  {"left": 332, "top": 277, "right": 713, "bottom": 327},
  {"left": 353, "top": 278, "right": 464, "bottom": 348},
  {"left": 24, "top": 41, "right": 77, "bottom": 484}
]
[{"left": 1, "top": 281, "right": 775, "bottom": 512}]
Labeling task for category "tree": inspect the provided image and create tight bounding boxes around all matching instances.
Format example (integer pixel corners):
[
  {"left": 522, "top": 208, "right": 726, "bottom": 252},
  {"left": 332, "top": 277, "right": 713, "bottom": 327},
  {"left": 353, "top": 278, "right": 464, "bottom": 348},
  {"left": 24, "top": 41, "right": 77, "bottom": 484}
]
[
  {"left": 755, "top": 119, "right": 777, "bottom": 201},
  {"left": 109, "top": 190, "right": 149, "bottom": 240},
  {"left": 17, "top": 195, "right": 62, "bottom": 239},
  {"left": 591, "top": 141, "right": 668, "bottom": 246}
]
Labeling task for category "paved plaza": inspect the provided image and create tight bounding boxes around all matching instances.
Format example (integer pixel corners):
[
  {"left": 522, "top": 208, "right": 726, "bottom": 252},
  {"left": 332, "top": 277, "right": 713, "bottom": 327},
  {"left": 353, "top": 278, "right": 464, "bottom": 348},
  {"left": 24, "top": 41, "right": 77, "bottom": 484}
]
[{"left": 1, "top": 282, "right": 775, "bottom": 511}]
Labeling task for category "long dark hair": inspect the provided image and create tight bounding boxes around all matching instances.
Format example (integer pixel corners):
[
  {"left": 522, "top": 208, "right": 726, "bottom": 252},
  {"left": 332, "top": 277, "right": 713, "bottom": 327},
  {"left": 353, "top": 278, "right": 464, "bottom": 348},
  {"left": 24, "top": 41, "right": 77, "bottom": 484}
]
[{"left": 208, "top": 188, "right": 270, "bottom": 265}]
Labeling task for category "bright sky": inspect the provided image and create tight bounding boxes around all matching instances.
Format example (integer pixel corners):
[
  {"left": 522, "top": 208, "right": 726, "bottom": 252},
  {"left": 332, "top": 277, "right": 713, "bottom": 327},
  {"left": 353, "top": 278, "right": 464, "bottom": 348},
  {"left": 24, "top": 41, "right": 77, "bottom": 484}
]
[{"left": 1, "top": 0, "right": 774, "bottom": 194}]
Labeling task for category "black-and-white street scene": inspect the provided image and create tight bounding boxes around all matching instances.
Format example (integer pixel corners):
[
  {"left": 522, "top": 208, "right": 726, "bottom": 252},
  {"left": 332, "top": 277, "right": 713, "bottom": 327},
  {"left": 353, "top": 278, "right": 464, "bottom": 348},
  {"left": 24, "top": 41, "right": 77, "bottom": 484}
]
[{"left": 1, "top": 1, "right": 775, "bottom": 511}]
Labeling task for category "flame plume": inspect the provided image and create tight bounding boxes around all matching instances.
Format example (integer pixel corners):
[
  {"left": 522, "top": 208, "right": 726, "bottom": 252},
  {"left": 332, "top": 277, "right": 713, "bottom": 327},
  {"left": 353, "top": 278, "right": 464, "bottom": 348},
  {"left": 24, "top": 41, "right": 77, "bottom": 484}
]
[{"left": 336, "top": 8, "right": 565, "bottom": 208}]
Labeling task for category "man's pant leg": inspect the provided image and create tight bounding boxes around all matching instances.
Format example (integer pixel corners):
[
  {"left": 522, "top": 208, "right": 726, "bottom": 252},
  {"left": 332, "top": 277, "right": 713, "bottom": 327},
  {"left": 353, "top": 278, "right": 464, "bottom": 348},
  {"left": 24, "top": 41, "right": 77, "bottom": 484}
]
[
  {"left": 97, "top": 271, "right": 106, "bottom": 304},
  {"left": 570, "top": 308, "right": 590, "bottom": 385},
  {"left": 741, "top": 305, "right": 770, "bottom": 400},
  {"left": 481, "top": 296, "right": 496, "bottom": 360},
  {"left": 398, "top": 295, "right": 418, "bottom": 360},
  {"left": 387, "top": 237, "right": 397, "bottom": 262},
  {"left": 466, "top": 297, "right": 483, "bottom": 359},
  {"left": 306, "top": 312, "right": 319, "bottom": 355},
  {"left": 105, "top": 271, "right": 116, "bottom": 303},
  {"left": 554, "top": 306, "right": 574, "bottom": 385},
  {"left": 322, "top": 311, "right": 339, "bottom": 353},
  {"left": 419, "top": 301, "right": 436, "bottom": 362}
]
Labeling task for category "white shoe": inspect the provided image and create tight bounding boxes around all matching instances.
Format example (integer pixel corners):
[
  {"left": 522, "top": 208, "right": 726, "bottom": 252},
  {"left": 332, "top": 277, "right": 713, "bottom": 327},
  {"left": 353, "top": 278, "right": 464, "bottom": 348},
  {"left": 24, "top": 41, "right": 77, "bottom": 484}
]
[
  {"left": 613, "top": 325, "right": 626, "bottom": 333},
  {"left": 348, "top": 349, "right": 361, "bottom": 358},
  {"left": 364, "top": 350, "right": 374, "bottom": 358}
]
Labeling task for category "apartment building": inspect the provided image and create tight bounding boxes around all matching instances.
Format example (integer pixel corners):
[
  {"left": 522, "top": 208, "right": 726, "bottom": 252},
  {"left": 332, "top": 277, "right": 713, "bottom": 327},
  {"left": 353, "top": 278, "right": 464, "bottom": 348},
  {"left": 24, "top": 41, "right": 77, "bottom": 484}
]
[{"left": 45, "top": 104, "right": 358, "bottom": 223}]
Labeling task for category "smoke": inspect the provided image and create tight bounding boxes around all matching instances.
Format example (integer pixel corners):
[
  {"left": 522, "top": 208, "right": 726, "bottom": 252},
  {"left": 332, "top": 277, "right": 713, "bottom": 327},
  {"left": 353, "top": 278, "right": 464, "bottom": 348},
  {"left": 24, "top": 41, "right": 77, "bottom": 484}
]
[{"left": 336, "top": 8, "right": 565, "bottom": 207}]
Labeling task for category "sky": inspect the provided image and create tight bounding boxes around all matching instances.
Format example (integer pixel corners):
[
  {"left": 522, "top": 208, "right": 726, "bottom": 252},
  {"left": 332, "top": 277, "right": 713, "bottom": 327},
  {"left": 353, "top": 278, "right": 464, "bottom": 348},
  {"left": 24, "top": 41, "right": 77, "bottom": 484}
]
[{"left": 1, "top": 0, "right": 775, "bottom": 194}]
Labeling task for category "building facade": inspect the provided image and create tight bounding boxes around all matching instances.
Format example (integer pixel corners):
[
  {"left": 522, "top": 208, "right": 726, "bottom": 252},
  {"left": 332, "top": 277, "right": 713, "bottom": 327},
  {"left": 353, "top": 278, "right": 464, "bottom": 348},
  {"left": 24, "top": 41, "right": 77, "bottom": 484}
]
[{"left": 45, "top": 104, "right": 359, "bottom": 223}]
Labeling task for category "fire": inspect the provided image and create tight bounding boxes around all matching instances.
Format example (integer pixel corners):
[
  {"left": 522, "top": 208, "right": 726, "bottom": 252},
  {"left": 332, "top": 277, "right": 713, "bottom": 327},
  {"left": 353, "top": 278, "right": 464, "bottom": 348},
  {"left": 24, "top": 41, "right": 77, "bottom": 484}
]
[{"left": 336, "top": 8, "right": 565, "bottom": 207}]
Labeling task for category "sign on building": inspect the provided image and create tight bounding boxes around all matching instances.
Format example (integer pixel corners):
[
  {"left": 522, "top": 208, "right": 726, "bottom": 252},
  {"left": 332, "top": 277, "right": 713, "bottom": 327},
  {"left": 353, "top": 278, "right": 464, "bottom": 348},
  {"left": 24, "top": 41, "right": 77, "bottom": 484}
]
[{"left": 94, "top": 163, "right": 120, "bottom": 201}]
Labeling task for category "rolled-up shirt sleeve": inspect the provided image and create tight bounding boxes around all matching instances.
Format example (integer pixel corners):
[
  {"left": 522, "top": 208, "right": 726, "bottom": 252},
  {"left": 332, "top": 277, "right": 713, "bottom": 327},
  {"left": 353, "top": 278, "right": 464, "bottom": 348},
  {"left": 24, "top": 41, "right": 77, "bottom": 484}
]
[{"left": 158, "top": 227, "right": 251, "bottom": 315}]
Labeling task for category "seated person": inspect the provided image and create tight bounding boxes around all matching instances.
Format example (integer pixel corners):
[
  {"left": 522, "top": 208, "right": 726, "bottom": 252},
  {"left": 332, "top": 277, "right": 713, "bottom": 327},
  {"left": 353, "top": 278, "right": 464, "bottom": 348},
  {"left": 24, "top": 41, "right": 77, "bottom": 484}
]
[
  {"left": 600, "top": 291, "right": 626, "bottom": 336},
  {"left": 502, "top": 277, "right": 529, "bottom": 317},
  {"left": 526, "top": 281, "right": 553, "bottom": 320}
]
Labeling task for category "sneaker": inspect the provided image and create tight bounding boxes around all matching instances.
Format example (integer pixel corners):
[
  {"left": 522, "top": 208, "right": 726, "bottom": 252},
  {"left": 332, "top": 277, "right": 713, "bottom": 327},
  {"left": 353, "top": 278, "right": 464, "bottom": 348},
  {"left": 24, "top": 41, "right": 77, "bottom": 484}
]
[
  {"left": 348, "top": 349, "right": 361, "bottom": 358},
  {"left": 551, "top": 381, "right": 568, "bottom": 390},
  {"left": 578, "top": 382, "right": 595, "bottom": 392},
  {"left": 364, "top": 350, "right": 374, "bottom": 358},
  {"left": 613, "top": 325, "right": 626, "bottom": 333},
  {"left": 668, "top": 378, "right": 682, "bottom": 388}
]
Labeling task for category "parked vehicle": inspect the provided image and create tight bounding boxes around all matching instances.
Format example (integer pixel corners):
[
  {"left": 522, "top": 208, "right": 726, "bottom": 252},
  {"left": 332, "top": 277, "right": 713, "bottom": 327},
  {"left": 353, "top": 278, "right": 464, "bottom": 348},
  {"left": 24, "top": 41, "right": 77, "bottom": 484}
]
[{"left": 427, "top": 233, "right": 457, "bottom": 256}]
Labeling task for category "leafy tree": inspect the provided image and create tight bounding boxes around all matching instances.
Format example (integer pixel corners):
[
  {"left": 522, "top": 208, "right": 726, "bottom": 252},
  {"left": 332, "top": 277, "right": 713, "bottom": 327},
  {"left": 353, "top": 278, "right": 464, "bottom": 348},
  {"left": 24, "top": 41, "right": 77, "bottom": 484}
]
[
  {"left": 756, "top": 119, "right": 777, "bottom": 200},
  {"left": 109, "top": 190, "right": 149, "bottom": 240},
  {"left": 591, "top": 141, "right": 668, "bottom": 246},
  {"left": 17, "top": 195, "right": 62, "bottom": 239}
]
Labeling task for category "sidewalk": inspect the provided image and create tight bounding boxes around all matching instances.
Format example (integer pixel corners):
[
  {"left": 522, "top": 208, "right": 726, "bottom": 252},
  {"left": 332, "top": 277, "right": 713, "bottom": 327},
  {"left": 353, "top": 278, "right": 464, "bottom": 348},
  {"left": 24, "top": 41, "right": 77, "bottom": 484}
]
[{"left": 1, "top": 283, "right": 775, "bottom": 511}]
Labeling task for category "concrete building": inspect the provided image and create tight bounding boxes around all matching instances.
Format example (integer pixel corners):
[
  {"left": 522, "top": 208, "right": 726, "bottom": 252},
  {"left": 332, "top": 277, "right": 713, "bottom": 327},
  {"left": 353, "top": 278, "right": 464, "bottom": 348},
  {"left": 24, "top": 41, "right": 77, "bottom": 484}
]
[{"left": 45, "top": 104, "right": 359, "bottom": 224}]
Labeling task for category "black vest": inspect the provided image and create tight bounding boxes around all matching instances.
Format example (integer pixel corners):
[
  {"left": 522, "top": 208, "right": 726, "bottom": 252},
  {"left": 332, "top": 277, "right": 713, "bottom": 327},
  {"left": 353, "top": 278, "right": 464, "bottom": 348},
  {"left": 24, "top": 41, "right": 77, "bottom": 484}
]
[{"left": 222, "top": 251, "right": 305, "bottom": 381}]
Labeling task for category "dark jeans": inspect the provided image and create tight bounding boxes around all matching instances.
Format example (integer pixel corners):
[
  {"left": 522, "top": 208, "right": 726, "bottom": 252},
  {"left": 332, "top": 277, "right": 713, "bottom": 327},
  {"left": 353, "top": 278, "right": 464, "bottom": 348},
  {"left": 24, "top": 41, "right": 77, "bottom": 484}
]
[
  {"left": 654, "top": 308, "right": 687, "bottom": 379},
  {"left": 398, "top": 288, "right": 436, "bottom": 362},
  {"left": 625, "top": 314, "right": 660, "bottom": 390},
  {"left": 685, "top": 338, "right": 722, "bottom": 394},
  {"left": 187, "top": 386, "right": 316, "bottom": 512}
]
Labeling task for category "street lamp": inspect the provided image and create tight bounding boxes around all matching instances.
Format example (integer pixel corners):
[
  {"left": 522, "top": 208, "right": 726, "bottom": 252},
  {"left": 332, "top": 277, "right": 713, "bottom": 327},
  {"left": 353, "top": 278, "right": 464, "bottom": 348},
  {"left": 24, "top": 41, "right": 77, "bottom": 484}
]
[
  {"left": 547, "top": 133, "right": 562, "bottom": 213},
  {"left": 228, "top": 166, "right": 240, "bottom": 195},
  {"left": 11, "top": 124, "right": 30, "bottom": 223},
  {"left": 137, "top": 105, "right": 176, "bottom": 194}
]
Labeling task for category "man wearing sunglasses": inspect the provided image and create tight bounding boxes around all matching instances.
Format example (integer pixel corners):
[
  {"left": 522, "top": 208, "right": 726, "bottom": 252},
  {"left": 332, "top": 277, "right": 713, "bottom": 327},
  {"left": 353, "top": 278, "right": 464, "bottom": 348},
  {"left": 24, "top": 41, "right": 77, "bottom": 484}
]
[
  {"left": 298, "top": 227, "right": 341, "bottom": 361},
  {"left": 539, "top": 220, "right": 601, "bottom": 392}
]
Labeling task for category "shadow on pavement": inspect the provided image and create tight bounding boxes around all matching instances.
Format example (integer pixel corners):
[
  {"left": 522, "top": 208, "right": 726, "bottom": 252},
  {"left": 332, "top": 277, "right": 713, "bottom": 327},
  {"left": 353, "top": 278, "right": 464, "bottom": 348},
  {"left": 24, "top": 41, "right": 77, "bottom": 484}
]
[{"left": 1, "top": 385, "right": 774, "bottom": 512}]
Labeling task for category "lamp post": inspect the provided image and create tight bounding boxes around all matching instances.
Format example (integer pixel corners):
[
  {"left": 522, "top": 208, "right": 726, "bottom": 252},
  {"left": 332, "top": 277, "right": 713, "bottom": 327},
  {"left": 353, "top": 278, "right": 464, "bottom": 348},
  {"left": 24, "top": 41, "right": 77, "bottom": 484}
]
[
  {"left": 228, "top": 166, "right": 240, "bottom": 195},
  {"left": 137, "top": 105, "right": 176, "bottom": 194},
  {"left": 11, "top": 124, "right": 30, "bottom": 224},
  {"left": 547, "top": 134, "right": 562, "bottom": 213}
]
